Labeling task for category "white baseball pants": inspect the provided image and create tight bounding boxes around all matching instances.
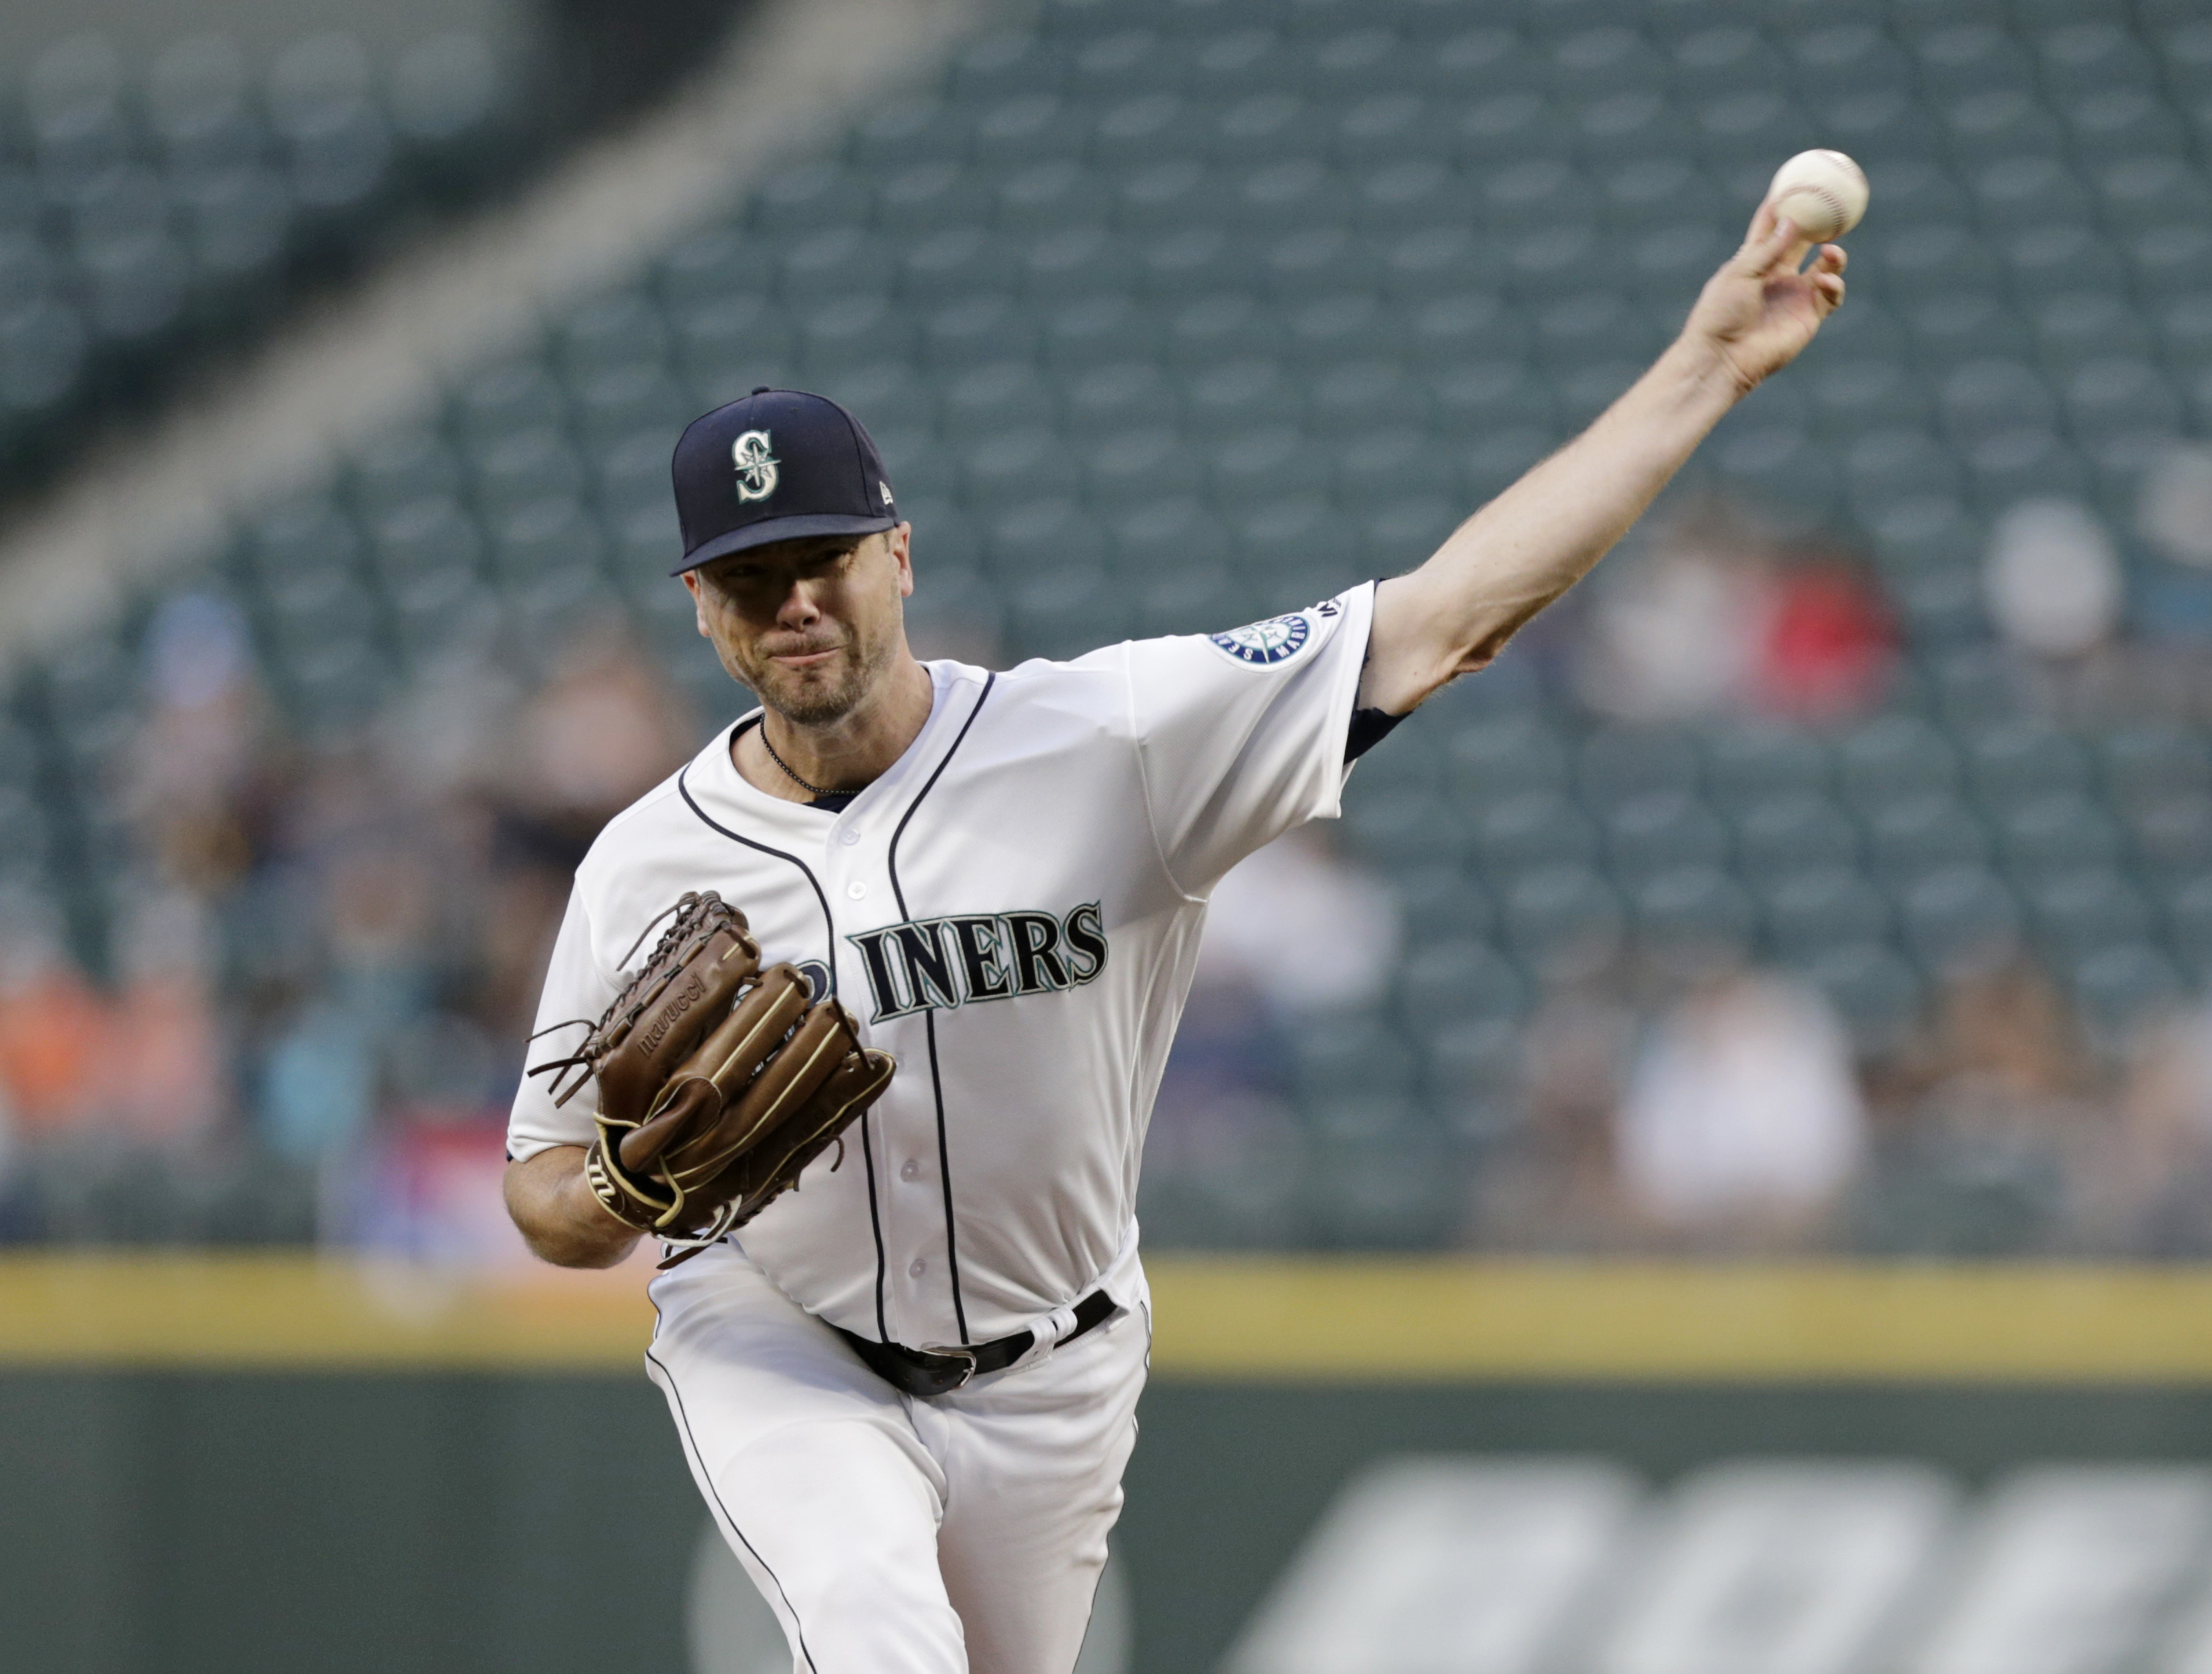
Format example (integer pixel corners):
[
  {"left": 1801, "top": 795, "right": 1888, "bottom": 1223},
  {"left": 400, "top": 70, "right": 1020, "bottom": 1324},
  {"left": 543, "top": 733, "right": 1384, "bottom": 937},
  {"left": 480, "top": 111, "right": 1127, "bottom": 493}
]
[{"left": 644, "top": 1243, "right": 1150, "bottom": 1674}]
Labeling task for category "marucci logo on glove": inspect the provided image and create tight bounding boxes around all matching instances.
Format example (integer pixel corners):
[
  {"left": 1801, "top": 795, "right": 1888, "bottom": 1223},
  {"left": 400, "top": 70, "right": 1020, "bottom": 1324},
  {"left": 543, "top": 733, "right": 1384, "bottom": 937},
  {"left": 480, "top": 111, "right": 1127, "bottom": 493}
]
[
  {"left": 639, "top": 973, "right": 708, "bottom": 1055},
  {"left": 848, "top": 903, "right": 1108, "bottom": 1023}
]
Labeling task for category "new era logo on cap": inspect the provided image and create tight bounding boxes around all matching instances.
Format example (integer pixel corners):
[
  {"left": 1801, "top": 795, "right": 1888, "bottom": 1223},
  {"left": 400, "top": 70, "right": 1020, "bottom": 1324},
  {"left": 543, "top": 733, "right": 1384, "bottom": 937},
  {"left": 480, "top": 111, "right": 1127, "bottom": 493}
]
[{"left": 669, "top": 388, "right": 897, "bottom": 575}]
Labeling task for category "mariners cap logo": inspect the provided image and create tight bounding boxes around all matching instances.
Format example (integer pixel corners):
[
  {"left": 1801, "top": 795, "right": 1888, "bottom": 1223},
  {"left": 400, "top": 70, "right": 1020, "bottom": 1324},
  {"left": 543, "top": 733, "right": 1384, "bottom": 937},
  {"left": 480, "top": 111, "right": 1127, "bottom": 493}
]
[{"left": 732, "top": 429, "right": 779, "bottom": 502}]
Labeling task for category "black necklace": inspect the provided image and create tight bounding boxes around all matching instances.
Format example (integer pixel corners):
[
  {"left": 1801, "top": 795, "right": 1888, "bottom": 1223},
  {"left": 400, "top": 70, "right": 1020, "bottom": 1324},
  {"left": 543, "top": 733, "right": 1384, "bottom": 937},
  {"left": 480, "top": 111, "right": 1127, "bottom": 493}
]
[{"left": 757, "top": 723, "right": 836, "bottom": 798}]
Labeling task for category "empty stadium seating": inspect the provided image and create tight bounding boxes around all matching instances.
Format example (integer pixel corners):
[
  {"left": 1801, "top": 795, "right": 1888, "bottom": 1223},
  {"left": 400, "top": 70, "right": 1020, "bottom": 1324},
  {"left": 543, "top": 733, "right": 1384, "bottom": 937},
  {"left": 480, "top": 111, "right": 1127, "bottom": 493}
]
[{"left": 0, "top": 32, "right": 521, "bottom": 485}]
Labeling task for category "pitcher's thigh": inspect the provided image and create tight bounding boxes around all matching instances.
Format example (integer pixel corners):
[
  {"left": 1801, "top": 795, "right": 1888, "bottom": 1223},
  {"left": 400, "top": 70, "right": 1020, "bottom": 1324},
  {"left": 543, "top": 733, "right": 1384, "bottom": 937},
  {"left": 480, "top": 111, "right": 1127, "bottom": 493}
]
[
  {"left": 713, "top": 1416, "right": 970, "bottom": 1674},
  {"left": 648, "top": 1254, "right": 970, "bottom": 1673},
  {"left": 928, "top": 1315, "right": 1149, "bottom": 1674}
]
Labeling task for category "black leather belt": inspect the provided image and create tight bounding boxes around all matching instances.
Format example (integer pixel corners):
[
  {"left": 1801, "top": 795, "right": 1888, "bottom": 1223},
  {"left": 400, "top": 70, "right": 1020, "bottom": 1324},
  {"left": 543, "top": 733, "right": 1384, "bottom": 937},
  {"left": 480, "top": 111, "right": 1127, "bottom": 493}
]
[{"left": 833, "top": 1288, "right": 1119, "bottom": 1398}]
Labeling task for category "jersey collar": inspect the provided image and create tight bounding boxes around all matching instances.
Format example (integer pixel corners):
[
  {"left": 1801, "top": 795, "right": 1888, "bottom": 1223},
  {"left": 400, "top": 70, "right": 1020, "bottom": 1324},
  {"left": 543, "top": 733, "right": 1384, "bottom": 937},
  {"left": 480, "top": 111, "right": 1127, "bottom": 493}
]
[{"left": 685, "top": 660, "right": 986, "bottom": 836}]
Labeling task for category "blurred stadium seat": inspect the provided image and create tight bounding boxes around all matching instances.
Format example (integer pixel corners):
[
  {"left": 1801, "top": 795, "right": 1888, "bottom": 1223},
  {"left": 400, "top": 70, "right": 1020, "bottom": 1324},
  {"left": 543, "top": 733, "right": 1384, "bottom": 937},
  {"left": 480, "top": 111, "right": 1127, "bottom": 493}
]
[{"left": 0, "top": 29, "right": 536, "bottom": 494}]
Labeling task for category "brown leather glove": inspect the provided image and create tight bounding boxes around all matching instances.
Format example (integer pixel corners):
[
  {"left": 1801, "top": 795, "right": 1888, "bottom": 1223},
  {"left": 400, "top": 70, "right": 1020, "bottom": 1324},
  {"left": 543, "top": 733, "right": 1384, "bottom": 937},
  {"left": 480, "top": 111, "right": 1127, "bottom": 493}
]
[{"left": 529, "top": 891, "right": 895, "bottom": 1261}]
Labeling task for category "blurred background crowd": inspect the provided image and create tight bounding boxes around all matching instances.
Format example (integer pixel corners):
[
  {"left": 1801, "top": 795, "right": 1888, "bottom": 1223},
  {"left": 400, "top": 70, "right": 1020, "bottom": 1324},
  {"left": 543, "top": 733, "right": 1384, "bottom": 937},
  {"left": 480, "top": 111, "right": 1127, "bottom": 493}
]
[{"left": 4, "top": 0, "right": 2212, "bottom": 1263}]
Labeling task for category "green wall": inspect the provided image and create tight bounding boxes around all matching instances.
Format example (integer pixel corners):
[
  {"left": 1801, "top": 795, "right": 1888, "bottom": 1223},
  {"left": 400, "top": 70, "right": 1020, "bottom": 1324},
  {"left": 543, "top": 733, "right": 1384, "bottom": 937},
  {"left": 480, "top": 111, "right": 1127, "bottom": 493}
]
[
  {"left": 0, "top": 1375, "right": 694, "bottom": 1674},
  {"left": 9, "top": 1372, "right": 2212, "bottom": 1674},
  {"left": 1118, "top": 1382, "right": 2212, "bottom": 1674}
]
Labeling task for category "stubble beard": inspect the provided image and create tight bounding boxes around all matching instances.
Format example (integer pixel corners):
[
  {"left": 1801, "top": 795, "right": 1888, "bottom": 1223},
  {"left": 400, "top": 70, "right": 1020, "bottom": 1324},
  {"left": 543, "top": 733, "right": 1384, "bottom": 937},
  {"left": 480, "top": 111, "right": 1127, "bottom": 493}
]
[{"left": 729, "top": 621, "right": 895, "bottom": 727}]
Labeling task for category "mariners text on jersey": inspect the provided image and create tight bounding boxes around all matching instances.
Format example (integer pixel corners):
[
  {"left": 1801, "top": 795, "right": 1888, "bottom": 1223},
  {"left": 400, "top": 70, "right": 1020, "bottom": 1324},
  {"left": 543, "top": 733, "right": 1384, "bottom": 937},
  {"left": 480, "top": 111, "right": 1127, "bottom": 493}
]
[{"left": 848, "top": 903, "right": 1108, "bottom": 1023}]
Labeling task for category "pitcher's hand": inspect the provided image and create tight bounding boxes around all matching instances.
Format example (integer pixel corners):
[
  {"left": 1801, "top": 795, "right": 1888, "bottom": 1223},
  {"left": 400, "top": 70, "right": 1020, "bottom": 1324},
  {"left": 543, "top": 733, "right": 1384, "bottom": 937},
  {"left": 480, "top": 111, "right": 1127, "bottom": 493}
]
[{"left": 1680, "top": 199, "right": 1848, "bottom": 397}]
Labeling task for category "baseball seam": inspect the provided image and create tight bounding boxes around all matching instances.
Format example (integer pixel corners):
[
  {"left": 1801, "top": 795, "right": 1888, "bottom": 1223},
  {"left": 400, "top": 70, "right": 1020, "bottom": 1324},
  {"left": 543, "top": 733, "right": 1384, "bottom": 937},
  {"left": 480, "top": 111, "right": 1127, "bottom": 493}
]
[{"left": 1780, "top": 184, "right": 1846, "bottom": 232}]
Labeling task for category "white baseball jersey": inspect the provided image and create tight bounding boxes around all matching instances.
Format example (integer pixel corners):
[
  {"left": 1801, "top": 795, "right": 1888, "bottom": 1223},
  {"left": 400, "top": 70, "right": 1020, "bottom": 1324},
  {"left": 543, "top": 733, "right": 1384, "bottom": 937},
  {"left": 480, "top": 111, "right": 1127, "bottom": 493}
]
[{"left": 508, "top": 581, "right": 1375, "bottom": 1349}]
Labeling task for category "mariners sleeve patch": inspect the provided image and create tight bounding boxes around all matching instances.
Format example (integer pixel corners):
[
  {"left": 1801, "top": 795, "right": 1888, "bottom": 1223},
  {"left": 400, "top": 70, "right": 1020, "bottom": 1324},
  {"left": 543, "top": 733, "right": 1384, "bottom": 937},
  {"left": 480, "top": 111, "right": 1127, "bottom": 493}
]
[{"left": 1208, "top": 611, "right": 1315, "bottom": 666}]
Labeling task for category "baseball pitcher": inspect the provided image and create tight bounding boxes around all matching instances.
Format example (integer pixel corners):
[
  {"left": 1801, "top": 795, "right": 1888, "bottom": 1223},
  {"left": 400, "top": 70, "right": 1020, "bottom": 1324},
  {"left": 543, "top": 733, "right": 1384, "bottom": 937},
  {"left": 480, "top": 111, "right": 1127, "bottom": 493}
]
[{"left": 505, "top": 202, "right": 1846, "bottom": 1672}]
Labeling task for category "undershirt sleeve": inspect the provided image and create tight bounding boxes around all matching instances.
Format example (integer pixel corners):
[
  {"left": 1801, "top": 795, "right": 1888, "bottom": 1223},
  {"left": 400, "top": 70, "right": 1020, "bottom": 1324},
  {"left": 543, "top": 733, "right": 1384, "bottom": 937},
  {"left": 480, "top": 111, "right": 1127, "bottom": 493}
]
[
  {"left": 1344, "top": 576, "right": 1412, "bottom": 761},
  {"left": 1345, "top": 705, "right": 1408, "bottom": 761}
]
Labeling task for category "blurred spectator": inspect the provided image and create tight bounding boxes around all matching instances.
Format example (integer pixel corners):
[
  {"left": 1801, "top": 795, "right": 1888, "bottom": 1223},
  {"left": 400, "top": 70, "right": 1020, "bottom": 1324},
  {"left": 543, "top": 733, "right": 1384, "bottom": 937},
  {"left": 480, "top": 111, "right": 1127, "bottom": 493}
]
[
  {"left": 1984, "top": 500, "right": 2121, "bottom": 662},
  {"left": 2133, "top": 446, "right": 2212, "bottom": 682},
  {"left": 126, "top": 593, "right": 269, "bottom": 895},
  {"left": 258, "top": 773, "right": 452, "bottom": 1162},
  {"left": 322, "top": 834, "right": 441, "bottom": 1026},
  {"left": 351, "top": 1118, "right": 527, "bottom": 1266},
  {"left": 1859, "top": 958, "right": 2090, "bottom": 1255},
  {"left": 1614, "top": 962, "right": 1865, "bottom": 1245},
  {"left": 1141, "top": 953, "right": 1300, "bottom": 1249},
  {"left": 1471, "top": 958, "right": 1637, "bottom": 1250},
  {"left": 1138, "top": 1089, "right": 1306, "bottom": 1248},
  {"left": 259, "top": 1001, "right": 375, "bottom": 1164},
  {"left": 2093, "top": 1003, "right": 2212, "bottom": 1254},
  {"left": 1579, "top": 499, "right": 1893, "bottom": 725},
  {"left": 376, "top": 651, "right": 524, "bottom": 801},
  {"left": 129, "top": 625, "right": 697, "bottom": 1248},
  {"left": 1148, "top": 972, "right": 1287, "bottom": 1134},
  {"left": 502, "top": 623, "right": 695, "bottom": 859},
  {"left": 1198, "top": 827, "right": 1400, "bottom": 1019},
  {"left": 1143, "top": 829, "right": 1397, "bottom": 1247},
  {"left": 1578, "top": 501, "right": 1767, "bottom": 721},
  {"left": 2141, "top": 444, "right": 2212, "bottom": 570},
  {"left": 0, "top": 1072, "right": 19, "bottom": 1232},
  {"left": 1975, "top": 501, "right": 2203, "bottom": 725},
  {"left": 1751, "top": 546, "right": 1896, "bottom": 722},
  {"left": 474, "top": 860, "right": 578, "bottom": 1045},
  {"left": 466, "top": 626, "right": 694, "bottom": 1044},
  {"left": 0, "top": 908, "right": 111, "bottom": 1138},
  {"left": 902, "top": 560, "right": 1006, "bottom": 669},
  {"left": 106, "top": 891, "right": 224, "bottom": 1146}
]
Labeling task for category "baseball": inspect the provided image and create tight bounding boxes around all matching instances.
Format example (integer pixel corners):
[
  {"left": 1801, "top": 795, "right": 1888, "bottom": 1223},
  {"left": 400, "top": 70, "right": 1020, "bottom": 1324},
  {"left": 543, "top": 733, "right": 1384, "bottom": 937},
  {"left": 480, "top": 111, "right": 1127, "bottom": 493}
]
[{"left": 1765, "top": 149, "right": 1868, "bottom": 242}]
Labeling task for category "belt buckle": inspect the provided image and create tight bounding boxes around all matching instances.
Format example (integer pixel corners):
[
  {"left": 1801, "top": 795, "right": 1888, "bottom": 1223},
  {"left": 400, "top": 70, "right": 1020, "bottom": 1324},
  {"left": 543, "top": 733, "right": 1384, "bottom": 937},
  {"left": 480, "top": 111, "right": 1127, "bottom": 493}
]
[{"left": 923, "top": 1346, "right": 977, "bottom": 1394}]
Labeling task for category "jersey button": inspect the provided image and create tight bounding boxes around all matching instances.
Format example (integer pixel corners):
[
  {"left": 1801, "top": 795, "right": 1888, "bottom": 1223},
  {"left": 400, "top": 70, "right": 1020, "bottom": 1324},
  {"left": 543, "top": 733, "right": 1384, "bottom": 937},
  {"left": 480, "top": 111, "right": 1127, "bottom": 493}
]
[
  {"left": 839, "top": 828, "right": 862, "bottom": 846},
  {"left": 846, "top": 880, "right": 867, "bottom": 900},
  {"left": 900, "top": 1159, "right": 920, "bottom": 1181},
  {"left": 908, "top": 1259, "right": 926, "bottom": 1278}
]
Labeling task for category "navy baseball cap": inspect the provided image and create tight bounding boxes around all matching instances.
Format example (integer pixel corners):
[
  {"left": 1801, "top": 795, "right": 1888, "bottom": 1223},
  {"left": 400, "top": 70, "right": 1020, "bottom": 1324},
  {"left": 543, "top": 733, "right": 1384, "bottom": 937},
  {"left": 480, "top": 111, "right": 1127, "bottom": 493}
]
[{"left": 670, "top": 387, "right": 899, "bottom": 576}]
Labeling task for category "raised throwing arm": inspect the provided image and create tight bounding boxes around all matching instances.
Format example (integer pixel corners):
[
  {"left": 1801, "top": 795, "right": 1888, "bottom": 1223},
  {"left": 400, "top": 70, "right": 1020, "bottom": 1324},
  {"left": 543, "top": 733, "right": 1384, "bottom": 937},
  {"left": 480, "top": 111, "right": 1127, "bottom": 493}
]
[{"left": 1359, "top": 200, "right": 1849, "bottom": 717}]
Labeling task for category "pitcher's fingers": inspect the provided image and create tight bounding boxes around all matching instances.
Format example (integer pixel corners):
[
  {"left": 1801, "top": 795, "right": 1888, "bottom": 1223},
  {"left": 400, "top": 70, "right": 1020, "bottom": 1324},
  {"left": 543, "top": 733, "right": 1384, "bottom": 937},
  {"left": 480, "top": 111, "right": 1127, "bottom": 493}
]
[{"left": 1740, "top": 209, "right": 1802, "bottom": 276}]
